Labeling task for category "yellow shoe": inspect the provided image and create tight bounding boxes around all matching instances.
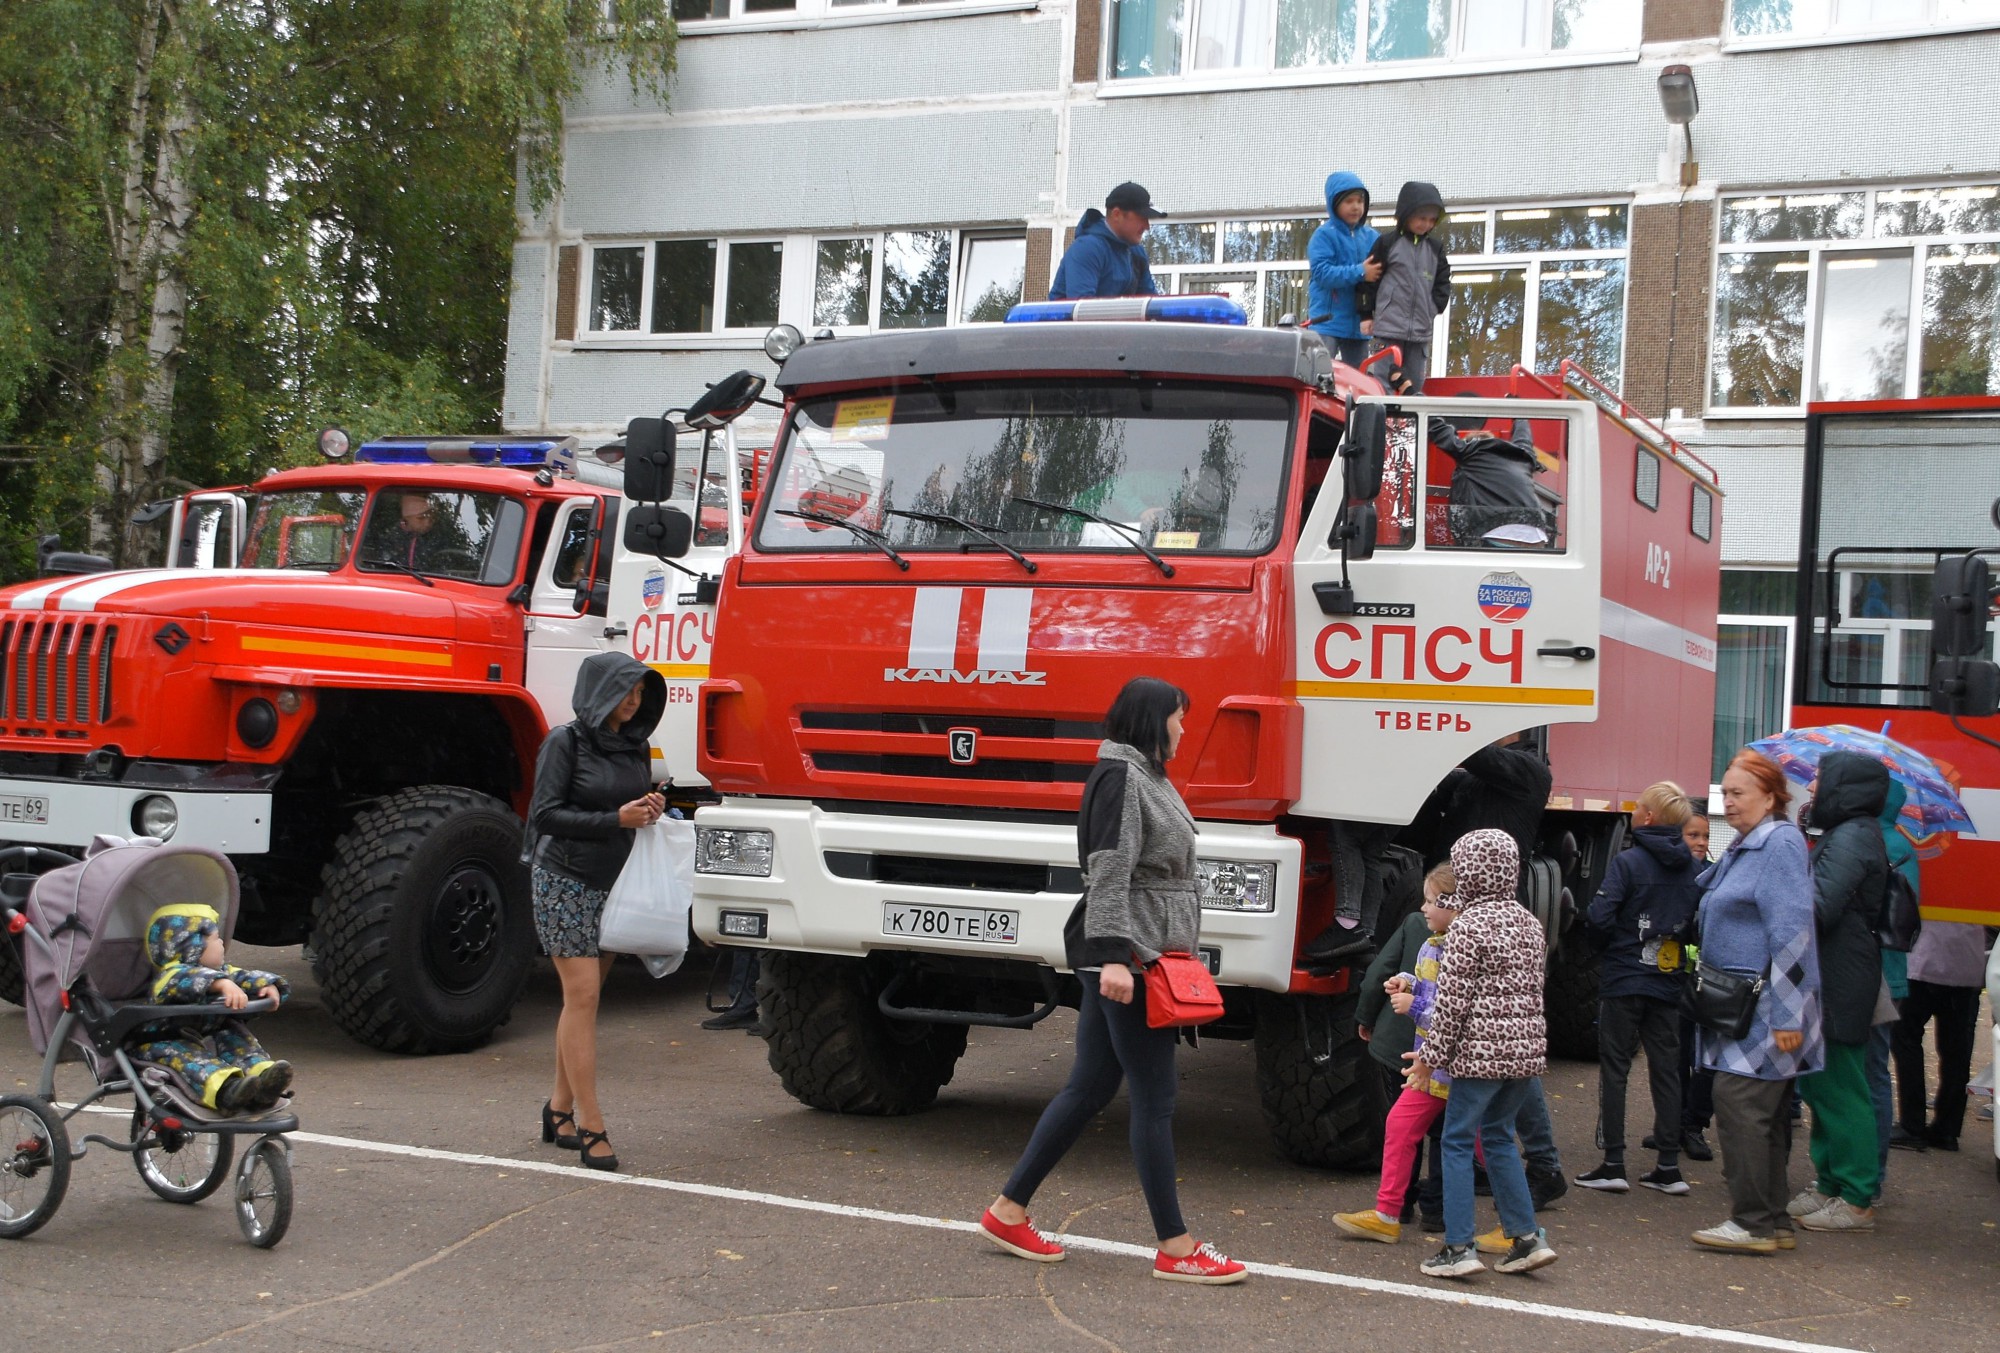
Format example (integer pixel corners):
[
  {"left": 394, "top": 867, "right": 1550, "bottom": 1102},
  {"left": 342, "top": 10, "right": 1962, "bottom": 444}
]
[
  {"left": 1475, "top": 1226, "right": 1510, "bottom": 1255},
  {"left": 1332, "top": 1209, "right": 1401, "bottom": 1243}
]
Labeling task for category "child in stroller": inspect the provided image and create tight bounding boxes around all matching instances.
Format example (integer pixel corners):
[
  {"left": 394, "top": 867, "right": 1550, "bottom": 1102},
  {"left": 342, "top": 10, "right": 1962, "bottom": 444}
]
[
  {"left": 0, "top": 837, "right": 296, "bottom": 1247},
  {"left": 133, "top": 903, "right": 294, "bottom": 1112}
]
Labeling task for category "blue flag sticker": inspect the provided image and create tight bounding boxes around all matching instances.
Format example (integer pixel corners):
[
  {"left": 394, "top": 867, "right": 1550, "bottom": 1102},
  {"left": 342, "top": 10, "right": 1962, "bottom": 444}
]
[{"left": 1476, "top": 571, "right": 1532, "bottom": 624}]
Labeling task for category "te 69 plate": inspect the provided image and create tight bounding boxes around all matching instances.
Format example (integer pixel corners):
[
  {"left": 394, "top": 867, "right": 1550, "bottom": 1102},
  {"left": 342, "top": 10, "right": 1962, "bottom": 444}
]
[{"left": 882, "top": 902, "right": 1018, "bottom": 944}]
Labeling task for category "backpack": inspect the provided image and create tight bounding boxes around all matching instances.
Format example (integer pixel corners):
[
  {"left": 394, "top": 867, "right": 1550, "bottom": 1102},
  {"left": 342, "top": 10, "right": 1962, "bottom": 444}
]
[{"left": 1877, "top": 869, "right": 1921, "bottom": 953}]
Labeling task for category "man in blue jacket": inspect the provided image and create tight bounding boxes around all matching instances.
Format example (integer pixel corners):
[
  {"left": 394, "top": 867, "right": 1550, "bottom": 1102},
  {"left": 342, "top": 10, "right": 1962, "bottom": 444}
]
[
  {"left": 1307, "top": 171, "right": 1380, "bottom": 367},
  {"left": 1049, "top": 182, "right": 1167, "bottom": 301}
]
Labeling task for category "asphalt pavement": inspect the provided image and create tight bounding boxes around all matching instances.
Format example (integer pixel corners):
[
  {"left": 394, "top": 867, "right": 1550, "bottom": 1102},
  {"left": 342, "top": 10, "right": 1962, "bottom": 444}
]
[{"left": 3, "top": 946, "right": 1995, "bottom": 1353}]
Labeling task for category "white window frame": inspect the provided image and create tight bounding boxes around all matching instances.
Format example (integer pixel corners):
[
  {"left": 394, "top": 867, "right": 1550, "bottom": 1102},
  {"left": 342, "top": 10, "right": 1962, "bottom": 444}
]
[
  {"left": 1705, "top": 182, "right": 2000, "bottom": 417},
  {"left": 1722, "top": 0, "right": 2000, "bottom": 52},
  {"left": 671, "top": 0, "right": 1038, "bottom": 35},
  {"left": 1099, "top": 0, "right": 1639, "bottom": 95}
]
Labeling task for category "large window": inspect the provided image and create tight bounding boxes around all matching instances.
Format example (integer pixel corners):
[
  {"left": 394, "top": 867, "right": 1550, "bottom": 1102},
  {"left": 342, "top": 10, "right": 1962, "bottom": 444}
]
[
  {"left": 583, "top": 227, "right": 1024, "bottom": 340},
  {"left": 1108, "top": 0, "right": 1637, "bottom": 82},
  {"left": 1727, "top": 0, "right": 2000, "bottom": 43},
  {"left": 1713, "top": 570, "right": 1797, "bottom": 782},
  {"left": 673, "top": 0, "right": 1023, "bottom": 23},
  {"left": 1710, "top": 184, "right": 2000, "bottom": 410}
]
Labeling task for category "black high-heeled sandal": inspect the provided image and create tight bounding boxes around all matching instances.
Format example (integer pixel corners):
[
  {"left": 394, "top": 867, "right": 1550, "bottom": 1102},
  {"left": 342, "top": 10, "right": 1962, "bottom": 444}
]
[
  {"left": 577, "top": 1127, "right": 619, "bottom": 1172},
  {"left": 541, "top": 1100, "right": 580, "bottom": 1150}
]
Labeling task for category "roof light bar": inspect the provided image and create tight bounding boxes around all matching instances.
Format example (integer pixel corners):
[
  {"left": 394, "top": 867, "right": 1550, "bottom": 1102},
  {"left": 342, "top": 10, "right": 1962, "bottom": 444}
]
[
  {"left": 355, "top": 436, "right": 579, "bottom": 470},
  {"left": 1005, "top": 295, "right": 1250, "bottom": 326}
]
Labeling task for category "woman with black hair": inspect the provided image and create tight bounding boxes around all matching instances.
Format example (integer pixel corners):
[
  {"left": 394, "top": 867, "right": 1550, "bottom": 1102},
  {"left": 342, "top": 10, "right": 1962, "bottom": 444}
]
[{"left": 978, "top": 676, "right": 1247, "bottom": 1285}]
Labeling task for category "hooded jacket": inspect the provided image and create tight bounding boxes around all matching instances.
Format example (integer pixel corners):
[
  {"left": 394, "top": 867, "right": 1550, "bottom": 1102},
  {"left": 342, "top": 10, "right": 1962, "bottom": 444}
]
[
  {"left": 1355, "top": 181, "right": 1452, "bottom": 343},
  {"left": 1048, "top": 209, "right": 1161, "bottom": 301},
  {"left": 1411, "top": 741, "right": 1552, "bottom": 870},
  {"left": 145, "top": 904, "right": 290, "bottom": 1005},
  {"left": 1066, "top": 741, "right": 1199, "bottom": 970},
  {"left": 528, "top": 652, "right": 667, "bottom": 891},
  {"left": 1419, "top": 829, "right": 1547, "bottom": 1081},
  {"left": 1588, "top": 823, "right": 1702, "bottom": 1002},
  {"left": 1805, "top": 751, "right": 1889, "bottom": 1046},
  {"left": 1306, "top": 172, "right": 1378, "bottom": 342},
  {"left": 1878, "top": 782, "right": 1914, "bottom": 998},
  {"left": 1356, "top": 909, "right": 1432, "bottom": 1071}
]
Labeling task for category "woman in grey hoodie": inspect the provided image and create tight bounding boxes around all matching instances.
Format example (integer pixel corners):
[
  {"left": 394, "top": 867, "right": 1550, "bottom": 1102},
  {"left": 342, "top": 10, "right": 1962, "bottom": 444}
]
[{"left": 980, "top": 677, "right": 1246, "bottom": 1285}]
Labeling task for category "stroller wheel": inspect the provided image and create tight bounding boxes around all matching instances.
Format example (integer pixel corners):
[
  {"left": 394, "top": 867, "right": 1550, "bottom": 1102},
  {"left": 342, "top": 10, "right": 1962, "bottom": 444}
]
[
  {"left": 0, "top": 1095, "right": 70, "bottom": 1239},
  {"left": 131, "top": 1106, "right": 234, "bottom": 1204},
  {"left": 235, "top": 1135, "right": 292, "bottom": 1249}
]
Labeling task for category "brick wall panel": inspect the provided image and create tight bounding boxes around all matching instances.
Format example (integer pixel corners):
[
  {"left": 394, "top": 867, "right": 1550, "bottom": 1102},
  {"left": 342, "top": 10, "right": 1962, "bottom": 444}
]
[
  {"left": 1643, "top": 0, "right": 1724, "bottom": 44},
  {"left": 1623, "top": 199, "right": 1714, "bottom": 420}
]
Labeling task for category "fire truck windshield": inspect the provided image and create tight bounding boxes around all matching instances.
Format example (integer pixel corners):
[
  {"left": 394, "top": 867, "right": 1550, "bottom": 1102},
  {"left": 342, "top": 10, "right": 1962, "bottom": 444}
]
[
  {"left": 754, "top": 380, "right": 1293, "bottom": 559},
  {"left": 239, "top": 486, "right": 525, "bottom": 584},
  {"left": 242, "top": 489, "right": 366, "bottom": 571}
]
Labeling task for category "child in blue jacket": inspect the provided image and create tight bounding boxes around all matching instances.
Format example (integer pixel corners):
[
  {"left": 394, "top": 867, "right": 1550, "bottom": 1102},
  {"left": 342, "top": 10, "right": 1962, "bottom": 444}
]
[{"left": 1306, "top": 172, "right": 1380, "bottom": 368}]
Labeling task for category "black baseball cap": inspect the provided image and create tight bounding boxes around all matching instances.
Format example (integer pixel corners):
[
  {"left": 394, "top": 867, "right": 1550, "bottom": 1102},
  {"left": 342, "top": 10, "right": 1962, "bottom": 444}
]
[{"left": 1105, "top": 182, "right": 1168, "bottom": 219}]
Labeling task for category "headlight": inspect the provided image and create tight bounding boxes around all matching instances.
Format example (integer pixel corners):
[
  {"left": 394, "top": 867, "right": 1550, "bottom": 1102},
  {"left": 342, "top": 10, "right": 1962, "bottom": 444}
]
[
  {"left": 1196, "top": 859, "right": 1276, "bottom": 912},
  {"left": 696, "top": 827, "right": 774, "bottom": 877},
  {"left": 762, "top": 323, "right": 804, "bottom": 363},
  {"left": 133, "top": 795, "right": 179, "bottom": 842}
]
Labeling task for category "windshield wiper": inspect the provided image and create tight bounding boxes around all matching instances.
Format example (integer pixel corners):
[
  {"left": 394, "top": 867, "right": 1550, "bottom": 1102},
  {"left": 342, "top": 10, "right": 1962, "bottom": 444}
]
[
  {"left": 884, "top": 509, "right": 1036, "bottom": 574},
  {"left": 776, "top": 509, "right": 910, "bottom": 571},
  {"left": 362, "top": 553, "right": 436, "bottom": 586},
  {"left": 1009, "top": 496, "right": 1174, "bottom": 578}
]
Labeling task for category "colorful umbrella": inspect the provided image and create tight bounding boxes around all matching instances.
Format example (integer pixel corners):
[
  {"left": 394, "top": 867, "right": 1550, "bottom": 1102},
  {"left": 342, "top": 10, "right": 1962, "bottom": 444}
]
[{"left": 1748, "top": 723, "right": 1973, "bottom": 837}]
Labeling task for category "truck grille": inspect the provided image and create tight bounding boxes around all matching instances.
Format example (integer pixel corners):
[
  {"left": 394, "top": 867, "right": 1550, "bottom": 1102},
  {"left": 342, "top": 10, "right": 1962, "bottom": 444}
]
[
  {"left": 0, "top": 619, "right": 117, "bottom": 734},
  {"left": 800, "top": 709, "right": 1100, "bottom": 785}
]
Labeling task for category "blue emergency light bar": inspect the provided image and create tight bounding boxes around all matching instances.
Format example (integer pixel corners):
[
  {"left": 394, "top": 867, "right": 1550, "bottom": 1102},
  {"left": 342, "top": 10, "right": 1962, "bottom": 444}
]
[
  {"left": 355, "top": 437, "right": 578, "bottom": 470},
  {"left": 1004, "top": 295, "right": 1250, "bottom": 326}
]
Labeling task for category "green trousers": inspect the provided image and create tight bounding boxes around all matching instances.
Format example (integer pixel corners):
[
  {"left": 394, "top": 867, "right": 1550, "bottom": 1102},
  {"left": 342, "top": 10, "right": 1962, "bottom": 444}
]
[{"left": 1798, "top": 1040, "right": 1879, "bottom": 1207}]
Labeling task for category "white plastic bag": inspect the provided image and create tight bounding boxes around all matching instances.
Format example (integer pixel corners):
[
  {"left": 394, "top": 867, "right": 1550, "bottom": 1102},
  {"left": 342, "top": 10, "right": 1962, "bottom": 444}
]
[{"left": 598, "top": 818, "right": 695, "bottom": 975}]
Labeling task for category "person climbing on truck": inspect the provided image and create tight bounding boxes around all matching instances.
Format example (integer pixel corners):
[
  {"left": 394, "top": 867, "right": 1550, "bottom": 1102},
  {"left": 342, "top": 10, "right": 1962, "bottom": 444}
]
[{"left": 1049, "top": 182, "right": 1168, "bottom": 301}]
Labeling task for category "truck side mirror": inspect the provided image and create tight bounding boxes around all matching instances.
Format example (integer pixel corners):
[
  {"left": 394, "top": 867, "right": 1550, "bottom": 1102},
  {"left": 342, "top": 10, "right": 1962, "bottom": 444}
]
[
  {"left": 1338, "top": 503, "right": 1378, "bottom": 563},
  {"left": 1340, "top": 405, "right": 1386, "bottom": 502},
  {"left": 623, "top": 417, "right": 676, "bottom": 503},
  {"left": 686, "top": 370, "right": 768, "bottom": 430},
  {"left": 624, "top": 504, "right": 693, "bottom": 560},
  {"left": 1932, "top": 554, "right": 1992, "bottom": 657},
  {"left": 1932, "top": 656, "right": 2000, "bottom": 718}
]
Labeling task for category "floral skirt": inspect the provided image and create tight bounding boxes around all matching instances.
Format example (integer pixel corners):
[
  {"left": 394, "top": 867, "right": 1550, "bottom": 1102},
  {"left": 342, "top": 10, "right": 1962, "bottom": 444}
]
[{"left": 531, "top": 867, "right": 608, "bottom": 959}]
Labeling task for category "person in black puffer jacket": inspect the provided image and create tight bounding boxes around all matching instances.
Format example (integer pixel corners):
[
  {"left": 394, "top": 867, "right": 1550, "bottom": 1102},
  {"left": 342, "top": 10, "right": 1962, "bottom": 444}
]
[
  {"left": 1576, "top": 782, "right": 1702, "bottom": 1196},
  {"left": 527, "top": 651, "right": 666, "bottom": 1173},
  {"left": 1793, "top": 751, "right": 1889, "bottom": 1232}
]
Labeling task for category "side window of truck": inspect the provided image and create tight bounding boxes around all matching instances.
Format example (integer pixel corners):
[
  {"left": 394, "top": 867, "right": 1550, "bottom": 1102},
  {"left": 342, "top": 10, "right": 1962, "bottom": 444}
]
[
  {"left": 549, "top": 508, "right": 593, "bottom": 588},
  {"left": 1422, "top": 415, "right": 1567, "bottom": 554}
]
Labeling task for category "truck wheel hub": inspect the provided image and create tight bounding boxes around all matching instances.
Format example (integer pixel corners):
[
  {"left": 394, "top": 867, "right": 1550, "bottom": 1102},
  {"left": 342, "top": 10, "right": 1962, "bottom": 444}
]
[{"left": 424, "top": 865, "right": 503, "bottom": 991}]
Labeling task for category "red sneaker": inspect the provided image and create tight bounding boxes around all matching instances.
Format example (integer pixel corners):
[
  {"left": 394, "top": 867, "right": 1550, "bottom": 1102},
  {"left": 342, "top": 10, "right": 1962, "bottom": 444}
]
[
  {"left": 1153, "top": 1241, "right": 1248, "bottom": 1285},
  {"left": 980, "top": 1209, "right": 1065, "bottom": 1262}
]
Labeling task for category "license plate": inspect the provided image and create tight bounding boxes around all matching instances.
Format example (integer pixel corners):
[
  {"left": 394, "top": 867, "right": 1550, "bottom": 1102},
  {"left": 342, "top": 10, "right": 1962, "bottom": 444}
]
[
  {"left": 882, "top": 902, "right": 1018, "bottom": 944},
  {"left": 0, "top": 794, "right": 48, "bottom": 825}
]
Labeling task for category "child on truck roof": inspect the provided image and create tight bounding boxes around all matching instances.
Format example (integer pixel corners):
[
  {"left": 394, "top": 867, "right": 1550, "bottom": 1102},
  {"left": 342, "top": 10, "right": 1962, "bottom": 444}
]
[
  {"left": 1355, "top": 181, "right": 1453, "bottom": 395},
  {"left": 1307, "top": 171, "right": 1380, "bottom": 368}
]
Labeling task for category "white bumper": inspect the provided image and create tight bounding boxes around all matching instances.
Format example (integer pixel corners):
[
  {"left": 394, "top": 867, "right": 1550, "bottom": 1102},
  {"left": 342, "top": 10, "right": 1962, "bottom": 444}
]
[
  {"left": 690, "top": 798, "right": 1302, "bottom": 993},
  {"left": 0, "top": 778, "right": 271, "bottom": 854}
]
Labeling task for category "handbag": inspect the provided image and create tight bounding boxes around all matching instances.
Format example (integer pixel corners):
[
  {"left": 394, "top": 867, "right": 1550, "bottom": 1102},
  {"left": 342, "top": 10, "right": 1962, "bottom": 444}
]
[
  {"left": 597, "top": 818, "right": 697, "bottom": 974},
  {"left": 1681, "top": 959, "right": 1768, "bottom": 1041},
  {"left": 1143, "top": 952, "right": 1224, "bottom": 1029}
]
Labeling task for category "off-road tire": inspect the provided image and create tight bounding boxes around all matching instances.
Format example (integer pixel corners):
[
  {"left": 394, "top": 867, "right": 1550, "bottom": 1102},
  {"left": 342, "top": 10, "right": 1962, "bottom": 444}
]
[
  {"left": 311, "top": 787, "right": 532, "bottom": 1055},
  {"left": 757, "top": 952, "right": 969, "bottom": 1116},
  {"left": 1253, "top": 989, "right": 1386, "bottom": 1171},
  {"left": 1544, "top": 933, "right": 1601, "bottom": 1061},
  {"left": 0, "top": 931, "right": 22, "bottom": 1007}
]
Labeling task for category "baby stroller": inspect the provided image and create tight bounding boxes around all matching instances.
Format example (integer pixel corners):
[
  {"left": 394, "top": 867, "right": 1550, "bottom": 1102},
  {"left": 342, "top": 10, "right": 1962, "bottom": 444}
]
[{"left": 0, "top": 838, "right": 295, "bottom": 1247}]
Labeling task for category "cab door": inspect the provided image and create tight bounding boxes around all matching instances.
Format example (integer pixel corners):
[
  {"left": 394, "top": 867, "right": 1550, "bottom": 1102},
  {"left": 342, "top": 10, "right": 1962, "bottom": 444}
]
[
  {"left": 168, "top": 492, "right": 247, "bottom": 568},
  {"left": 523, "top": 497, "right": 608, "bottom": 728},
  {"left": 1290, "top": 395, "right": 1600, "bottom": 824}
]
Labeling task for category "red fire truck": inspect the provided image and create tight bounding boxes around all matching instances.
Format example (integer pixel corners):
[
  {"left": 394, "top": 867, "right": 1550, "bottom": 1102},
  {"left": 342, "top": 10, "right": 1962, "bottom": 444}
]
[
  {"left": 0, "top": 426, "right": 740, "bottom": 1054},
  {"left": 687, "top": 298, "right": 1723, "bottom": 1168},
  {"left": 1790, "top": 394, "right": 2000, "bottom": 923}
]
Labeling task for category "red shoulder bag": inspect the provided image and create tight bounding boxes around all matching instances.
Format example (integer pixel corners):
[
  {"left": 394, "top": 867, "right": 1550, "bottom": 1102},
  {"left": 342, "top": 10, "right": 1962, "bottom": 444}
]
[{"left": 1143, "top": 953, "right": 1224, "bottom": 1028}]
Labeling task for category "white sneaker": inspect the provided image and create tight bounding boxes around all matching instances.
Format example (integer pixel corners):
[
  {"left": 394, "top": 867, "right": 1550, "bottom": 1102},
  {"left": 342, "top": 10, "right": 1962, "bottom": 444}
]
[
  {"left": 1796, "top": 1197, "right": 1875, "bottom": 1232},
  {"left": 1691, "top": 1219, "right": 1777, "bottom": 1254},
  {"left": 1785, "top": 1187, "right": 1835, "bottom": 1218}
]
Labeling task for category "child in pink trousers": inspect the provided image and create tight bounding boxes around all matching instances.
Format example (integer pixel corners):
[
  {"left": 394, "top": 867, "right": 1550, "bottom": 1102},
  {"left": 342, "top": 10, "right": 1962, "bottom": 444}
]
[{"left": 1334, "top": 864, "right": 1463, "bottom": 1242}]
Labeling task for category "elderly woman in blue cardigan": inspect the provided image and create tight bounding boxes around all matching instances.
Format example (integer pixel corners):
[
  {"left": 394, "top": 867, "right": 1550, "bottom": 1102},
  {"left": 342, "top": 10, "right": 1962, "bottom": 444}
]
[{"left": 1689, "top": 750, "right": 1824, "bottom": 1255}]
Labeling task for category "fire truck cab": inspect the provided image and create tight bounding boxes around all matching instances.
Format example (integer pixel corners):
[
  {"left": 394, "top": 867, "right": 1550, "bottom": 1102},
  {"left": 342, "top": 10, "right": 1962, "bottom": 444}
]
[
  {"left": 0, "top": 426, "right": 740, "bottom": 1055},
  {"left": 688, "top": 298, "right": 1723, "bottom": 1168}
]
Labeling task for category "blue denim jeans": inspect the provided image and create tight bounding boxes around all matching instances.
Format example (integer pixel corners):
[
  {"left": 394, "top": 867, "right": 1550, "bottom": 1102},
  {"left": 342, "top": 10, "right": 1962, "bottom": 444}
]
[
  {"left": 1867, "top": 1020, "right": 1893, "bottom": 1190},
  {"left": 1441, "top": 1077, "right": 1539, "bottom": 1247}
]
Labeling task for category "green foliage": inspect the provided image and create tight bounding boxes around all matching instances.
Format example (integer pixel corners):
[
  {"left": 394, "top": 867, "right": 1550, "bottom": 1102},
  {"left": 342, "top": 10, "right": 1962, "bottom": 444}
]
[{"left": 0, "top": 0, "right": 674, "bottom": 577}]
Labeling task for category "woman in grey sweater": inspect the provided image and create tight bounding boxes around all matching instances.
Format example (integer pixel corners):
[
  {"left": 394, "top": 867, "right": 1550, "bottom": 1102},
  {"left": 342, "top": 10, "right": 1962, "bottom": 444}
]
[{"left": 980, "top": 677, "right": 1246, "bottom": 1285}]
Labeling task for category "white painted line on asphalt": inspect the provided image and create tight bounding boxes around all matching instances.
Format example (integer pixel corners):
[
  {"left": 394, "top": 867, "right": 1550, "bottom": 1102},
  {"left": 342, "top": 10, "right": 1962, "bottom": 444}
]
[{"left": 287, "top": 1128, "right": 1865, "bottom": 1353}]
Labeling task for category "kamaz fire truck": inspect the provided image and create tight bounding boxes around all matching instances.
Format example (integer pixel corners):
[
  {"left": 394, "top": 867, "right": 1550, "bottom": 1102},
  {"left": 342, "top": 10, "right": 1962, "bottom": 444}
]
[
  {"left": 0, "top": 415, "right": 745, "bottom": 1054},
  {"left": 684, "top": 297, "right": 1724, "bottom": 1168}
]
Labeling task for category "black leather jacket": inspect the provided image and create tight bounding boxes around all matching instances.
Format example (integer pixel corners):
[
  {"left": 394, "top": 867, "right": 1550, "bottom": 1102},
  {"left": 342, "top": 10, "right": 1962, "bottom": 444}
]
[{"left": 528, "top": 652, "right": 666, "bottom": 891}]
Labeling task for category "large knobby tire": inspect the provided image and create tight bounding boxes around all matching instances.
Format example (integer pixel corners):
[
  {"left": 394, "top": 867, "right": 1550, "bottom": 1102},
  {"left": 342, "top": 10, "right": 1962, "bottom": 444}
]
[
  {"left": 311, "top": 787, "right": 533, "bottom": 1055},
  {"left": 1252, "top": 988, "right": 1387, "bottom": 1171},
  {"left": 1544, "top": 933, "right": 1601, "bottom": 1061},
  {"left": 757, "top": 952, "right": 969, "bottom": 1116}
]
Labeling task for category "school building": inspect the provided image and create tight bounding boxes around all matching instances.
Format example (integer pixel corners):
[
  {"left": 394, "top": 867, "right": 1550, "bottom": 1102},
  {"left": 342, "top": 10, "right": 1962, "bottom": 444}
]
[{"left": 503, "top": 0, "right": 2000, "bottom": 790}]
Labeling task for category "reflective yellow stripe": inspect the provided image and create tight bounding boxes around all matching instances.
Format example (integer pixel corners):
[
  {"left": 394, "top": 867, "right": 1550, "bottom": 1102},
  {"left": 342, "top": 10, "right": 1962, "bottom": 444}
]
[
  {"left": 1292, "top": 681, "right": 1595, "bottom": 706},
  {"left": 648, "top": 662, "right": 710, "bottom": 680},
  {"left": 1920, "top": 905, "right": 2000, "bottom": 925},
  {"left": 241, "top": 635, "right": 452, "bottom": 668}
]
